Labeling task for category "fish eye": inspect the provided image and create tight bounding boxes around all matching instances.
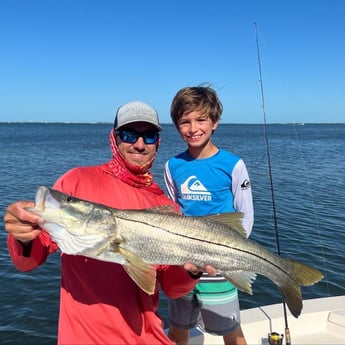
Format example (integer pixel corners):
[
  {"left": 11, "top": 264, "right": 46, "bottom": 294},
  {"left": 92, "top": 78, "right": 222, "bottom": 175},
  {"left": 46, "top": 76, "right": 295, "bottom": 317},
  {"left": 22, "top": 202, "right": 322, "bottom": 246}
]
[{"left": 66, "top": 196, "right": 73, "bottom": 203}]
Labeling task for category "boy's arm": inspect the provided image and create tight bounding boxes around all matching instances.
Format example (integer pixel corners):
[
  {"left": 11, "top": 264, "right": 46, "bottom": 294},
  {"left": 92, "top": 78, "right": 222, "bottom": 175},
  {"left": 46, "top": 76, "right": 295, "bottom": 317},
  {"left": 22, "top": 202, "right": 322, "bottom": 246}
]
[
  {"left": 164, "top": 161, "right": 178, "bottom": 201},
  {"left": 232, "top": 159, "right": 254, "bottom": 237}
]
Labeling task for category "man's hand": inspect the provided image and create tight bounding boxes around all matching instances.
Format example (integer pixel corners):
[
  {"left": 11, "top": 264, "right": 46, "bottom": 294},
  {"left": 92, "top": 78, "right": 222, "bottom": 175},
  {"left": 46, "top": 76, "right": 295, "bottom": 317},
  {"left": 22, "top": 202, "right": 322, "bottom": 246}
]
[
  {"left": 3, "top": 201, "right": 43, "bottom": 243},
  {"left": 183, "top": 263, "right": 217, "bottom": 277}
]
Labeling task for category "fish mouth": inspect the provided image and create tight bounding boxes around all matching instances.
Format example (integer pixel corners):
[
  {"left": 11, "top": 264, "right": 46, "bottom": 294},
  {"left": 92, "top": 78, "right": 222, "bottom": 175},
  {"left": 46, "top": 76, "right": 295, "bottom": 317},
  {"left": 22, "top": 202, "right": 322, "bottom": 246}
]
[
  {"left": 27, "top": 186, "right": 60, "bottom": 215},
  {"left": 25, "top": 186, "right": 49, "bottom": 215},
  {"left": 34, "top": 186, "right": 50, "bottom": 211}
]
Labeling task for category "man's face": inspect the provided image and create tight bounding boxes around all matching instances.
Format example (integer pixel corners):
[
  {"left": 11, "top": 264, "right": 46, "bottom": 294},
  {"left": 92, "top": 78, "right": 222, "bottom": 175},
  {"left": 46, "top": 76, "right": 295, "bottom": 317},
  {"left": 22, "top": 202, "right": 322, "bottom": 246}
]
[{"left": 115, "top": 122, "right": 160, "bottom": 167}]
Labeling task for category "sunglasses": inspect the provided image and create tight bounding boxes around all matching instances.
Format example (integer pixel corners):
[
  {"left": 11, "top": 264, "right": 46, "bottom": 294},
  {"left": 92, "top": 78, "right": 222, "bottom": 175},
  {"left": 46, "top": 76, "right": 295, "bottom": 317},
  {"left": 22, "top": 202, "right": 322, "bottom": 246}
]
[{"left": 115, "top": 129, "right": 159, "bottom": 144}]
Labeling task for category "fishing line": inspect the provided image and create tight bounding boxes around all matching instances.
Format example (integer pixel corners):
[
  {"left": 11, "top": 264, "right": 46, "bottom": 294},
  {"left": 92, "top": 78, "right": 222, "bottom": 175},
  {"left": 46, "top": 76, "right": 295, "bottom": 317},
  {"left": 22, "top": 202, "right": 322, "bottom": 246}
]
[
  {"left": 291, "top": 124, "right": 330, "bottom": 295},
  {"left": 254, "top": 22, "right": 291, "bottom": 345}
]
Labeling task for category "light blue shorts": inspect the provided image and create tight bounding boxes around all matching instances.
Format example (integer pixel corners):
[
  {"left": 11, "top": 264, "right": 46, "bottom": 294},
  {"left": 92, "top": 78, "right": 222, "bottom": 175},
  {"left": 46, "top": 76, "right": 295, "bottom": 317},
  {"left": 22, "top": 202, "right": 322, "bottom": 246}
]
[{"left": 168, "top": 275, "right": 241, "bottom": 335}]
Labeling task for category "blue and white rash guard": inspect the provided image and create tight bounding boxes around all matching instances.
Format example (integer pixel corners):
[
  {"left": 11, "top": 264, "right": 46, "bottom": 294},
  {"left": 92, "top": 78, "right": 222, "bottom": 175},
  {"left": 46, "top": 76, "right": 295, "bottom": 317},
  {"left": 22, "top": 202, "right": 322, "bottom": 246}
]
[{"left": 164, "top": 148, "right": 254, "bottom": 237}]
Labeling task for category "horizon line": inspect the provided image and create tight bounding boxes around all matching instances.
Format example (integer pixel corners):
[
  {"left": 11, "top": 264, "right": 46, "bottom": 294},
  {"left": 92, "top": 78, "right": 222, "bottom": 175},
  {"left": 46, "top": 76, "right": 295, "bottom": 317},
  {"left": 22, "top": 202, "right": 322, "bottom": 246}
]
[{"left": 1, "top": 121, "right": 345, "bottom": 125}]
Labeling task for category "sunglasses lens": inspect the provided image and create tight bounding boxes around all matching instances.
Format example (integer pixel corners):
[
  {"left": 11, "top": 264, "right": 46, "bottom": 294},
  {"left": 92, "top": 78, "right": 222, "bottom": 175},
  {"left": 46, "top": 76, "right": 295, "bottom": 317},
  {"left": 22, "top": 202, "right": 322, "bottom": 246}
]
[
  {"left": 120, "top": 130, "right": 138, "bottom": 143},
  {"left": 116, "top": 129, "right": 158, "bottom": 144},
  {"left": 143, "top": 132, "right": 159, "bottom": 144}
]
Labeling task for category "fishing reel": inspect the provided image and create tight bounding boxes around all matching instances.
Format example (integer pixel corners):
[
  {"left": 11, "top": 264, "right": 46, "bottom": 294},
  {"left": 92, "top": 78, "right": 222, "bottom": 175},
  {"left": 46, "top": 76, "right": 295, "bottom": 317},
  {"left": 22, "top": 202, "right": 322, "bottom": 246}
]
[{"left": 268, "top": 332, "right": 283, "bottom": 345}]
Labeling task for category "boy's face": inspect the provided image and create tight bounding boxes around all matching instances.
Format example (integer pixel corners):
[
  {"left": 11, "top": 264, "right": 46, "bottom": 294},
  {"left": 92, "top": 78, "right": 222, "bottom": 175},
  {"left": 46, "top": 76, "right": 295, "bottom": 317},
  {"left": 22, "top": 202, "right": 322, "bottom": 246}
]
[{"left": 176, "top": 110, "right": 219, "bottom": 149}]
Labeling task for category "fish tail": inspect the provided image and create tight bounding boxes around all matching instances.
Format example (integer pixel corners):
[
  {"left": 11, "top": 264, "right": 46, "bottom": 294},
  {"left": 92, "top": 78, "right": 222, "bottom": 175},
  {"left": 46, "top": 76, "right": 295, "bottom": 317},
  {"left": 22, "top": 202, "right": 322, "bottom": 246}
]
[
  {"left": 290, "top": 260, "right": 324, "bottom": 286},
  {"left": 280, "top": 260, "right": 324, "bottom": 318},
  {"left": 279, "top": 280, "right": 303, "bottom": 318}
]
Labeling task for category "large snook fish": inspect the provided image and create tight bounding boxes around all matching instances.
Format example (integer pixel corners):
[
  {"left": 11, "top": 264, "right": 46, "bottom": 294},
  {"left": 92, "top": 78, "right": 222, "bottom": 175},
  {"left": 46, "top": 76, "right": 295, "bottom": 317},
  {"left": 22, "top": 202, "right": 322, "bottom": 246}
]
[{"left": 28, "top": 186, "right": 323, "bottom": 318}]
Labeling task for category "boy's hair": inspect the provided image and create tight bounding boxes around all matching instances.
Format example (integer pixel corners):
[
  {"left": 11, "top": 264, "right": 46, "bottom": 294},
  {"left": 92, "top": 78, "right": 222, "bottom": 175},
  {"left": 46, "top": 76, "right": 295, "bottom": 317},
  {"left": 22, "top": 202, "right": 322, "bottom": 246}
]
[{"left": 170, "top": 85, "right": 223, "bottom": 126}]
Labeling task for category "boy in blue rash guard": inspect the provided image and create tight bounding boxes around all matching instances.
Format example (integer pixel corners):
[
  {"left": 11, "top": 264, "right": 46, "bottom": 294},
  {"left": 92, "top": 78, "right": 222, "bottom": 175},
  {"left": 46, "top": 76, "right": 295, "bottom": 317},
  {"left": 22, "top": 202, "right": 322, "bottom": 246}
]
[{"left": 165, "top": 86, "right": 254, "bottom": 345}]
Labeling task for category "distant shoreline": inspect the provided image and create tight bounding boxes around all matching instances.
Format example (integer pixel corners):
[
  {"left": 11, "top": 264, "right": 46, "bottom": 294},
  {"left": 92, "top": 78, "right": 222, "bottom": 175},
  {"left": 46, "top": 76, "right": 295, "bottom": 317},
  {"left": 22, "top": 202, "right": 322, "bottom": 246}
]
[{"left": 1, "top": 122, "right": 344, "bottom": 125}]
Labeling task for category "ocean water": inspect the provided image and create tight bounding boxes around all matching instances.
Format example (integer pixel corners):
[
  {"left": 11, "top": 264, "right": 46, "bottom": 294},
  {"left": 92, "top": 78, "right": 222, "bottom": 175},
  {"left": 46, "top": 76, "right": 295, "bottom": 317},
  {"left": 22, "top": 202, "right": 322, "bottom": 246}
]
[{"left": 0, "top": 123, "right": 344, "bottom": 344}]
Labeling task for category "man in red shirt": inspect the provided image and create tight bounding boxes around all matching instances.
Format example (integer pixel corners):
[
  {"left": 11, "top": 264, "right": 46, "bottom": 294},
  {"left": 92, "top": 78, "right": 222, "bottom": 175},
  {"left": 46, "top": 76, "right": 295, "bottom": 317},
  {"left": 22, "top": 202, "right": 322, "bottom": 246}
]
[{"left": 4, "top": 101, "right": 213, "bottom": 344}]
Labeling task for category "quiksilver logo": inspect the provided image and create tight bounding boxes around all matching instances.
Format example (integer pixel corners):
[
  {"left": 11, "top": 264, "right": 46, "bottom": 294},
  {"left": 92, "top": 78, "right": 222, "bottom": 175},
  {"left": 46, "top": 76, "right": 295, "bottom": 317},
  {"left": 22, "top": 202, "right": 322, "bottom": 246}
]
[
  {"left": 181, "top": 176, "right": 212, "bottom": 201},
  {"left": 241, "top": 179, "right": 251, "bottom": 190}
]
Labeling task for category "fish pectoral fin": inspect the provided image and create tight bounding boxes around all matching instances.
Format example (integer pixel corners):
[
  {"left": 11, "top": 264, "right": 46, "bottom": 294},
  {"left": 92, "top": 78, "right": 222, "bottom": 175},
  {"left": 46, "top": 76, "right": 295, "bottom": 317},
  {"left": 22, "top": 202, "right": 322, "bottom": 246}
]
[
  {"left": 119, "top": 247, "right": 157, "bottom": 295},
  {"left": 223, "top": 271, "right": 257, "bottom": 295},
  {"left": 204, "top": 213, "right": 247, "bottom": 238},
  {"left": 123, "top": 263, "right": 157, "bottom": 295}
]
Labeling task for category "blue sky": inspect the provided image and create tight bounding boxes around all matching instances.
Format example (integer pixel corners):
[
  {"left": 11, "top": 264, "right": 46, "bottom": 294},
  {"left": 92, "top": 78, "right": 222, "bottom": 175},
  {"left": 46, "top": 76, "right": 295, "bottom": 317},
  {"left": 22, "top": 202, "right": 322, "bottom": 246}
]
[{"left": 1, "top": 0, "right": 344, "bottom": 124}]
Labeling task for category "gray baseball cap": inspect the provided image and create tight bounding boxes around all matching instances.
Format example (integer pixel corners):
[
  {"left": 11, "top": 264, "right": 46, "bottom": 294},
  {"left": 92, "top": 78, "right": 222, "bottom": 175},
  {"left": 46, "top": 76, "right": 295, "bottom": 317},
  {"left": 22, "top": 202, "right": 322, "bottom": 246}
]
[{"left": 114, "top": 101, "right": 162, "bottom": 131}]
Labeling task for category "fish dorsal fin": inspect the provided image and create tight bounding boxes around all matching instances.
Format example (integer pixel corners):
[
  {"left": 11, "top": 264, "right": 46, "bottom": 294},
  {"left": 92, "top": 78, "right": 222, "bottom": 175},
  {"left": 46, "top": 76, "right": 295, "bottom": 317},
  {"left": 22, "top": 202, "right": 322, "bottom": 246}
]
[
  {"left": 205, "top": 212, "right": 247, "bottom": 237},
  {"left": 119, "top": 247, "right": 157, "bottom": 295},
  {"left": 223, "top": 270, "right": 257, "bottom": 295}
]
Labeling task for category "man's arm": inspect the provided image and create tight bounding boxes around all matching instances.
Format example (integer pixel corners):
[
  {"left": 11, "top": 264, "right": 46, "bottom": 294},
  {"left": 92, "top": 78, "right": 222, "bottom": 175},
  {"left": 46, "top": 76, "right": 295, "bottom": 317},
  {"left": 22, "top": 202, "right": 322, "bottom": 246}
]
[
  {"left": 4, "top": 201, "right": 56, "bottom": 271},
  {"left": 158, "top": 264, "right": 216, "bottom": 298}
]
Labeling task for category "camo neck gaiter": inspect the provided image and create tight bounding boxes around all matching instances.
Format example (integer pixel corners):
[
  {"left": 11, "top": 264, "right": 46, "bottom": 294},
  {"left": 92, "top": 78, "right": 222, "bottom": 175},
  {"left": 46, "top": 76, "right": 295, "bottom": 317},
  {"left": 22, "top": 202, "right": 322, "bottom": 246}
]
[{"left": 107, "top": 130, "right": 163, "bottom": 194}]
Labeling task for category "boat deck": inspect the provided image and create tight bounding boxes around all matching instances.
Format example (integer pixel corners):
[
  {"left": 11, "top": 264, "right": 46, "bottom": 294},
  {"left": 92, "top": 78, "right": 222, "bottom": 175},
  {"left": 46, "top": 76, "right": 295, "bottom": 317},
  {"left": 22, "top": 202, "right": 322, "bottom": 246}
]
[{"left": 187, "top": 295, "right": 345, "bottom": 344}]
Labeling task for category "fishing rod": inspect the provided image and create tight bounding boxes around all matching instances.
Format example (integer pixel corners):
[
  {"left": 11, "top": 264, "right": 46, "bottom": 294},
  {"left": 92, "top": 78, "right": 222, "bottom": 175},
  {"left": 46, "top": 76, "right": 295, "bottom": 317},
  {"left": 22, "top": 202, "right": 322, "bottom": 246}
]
[{"left": 254, "top": 22, "right": 291, "bottom": 345}]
